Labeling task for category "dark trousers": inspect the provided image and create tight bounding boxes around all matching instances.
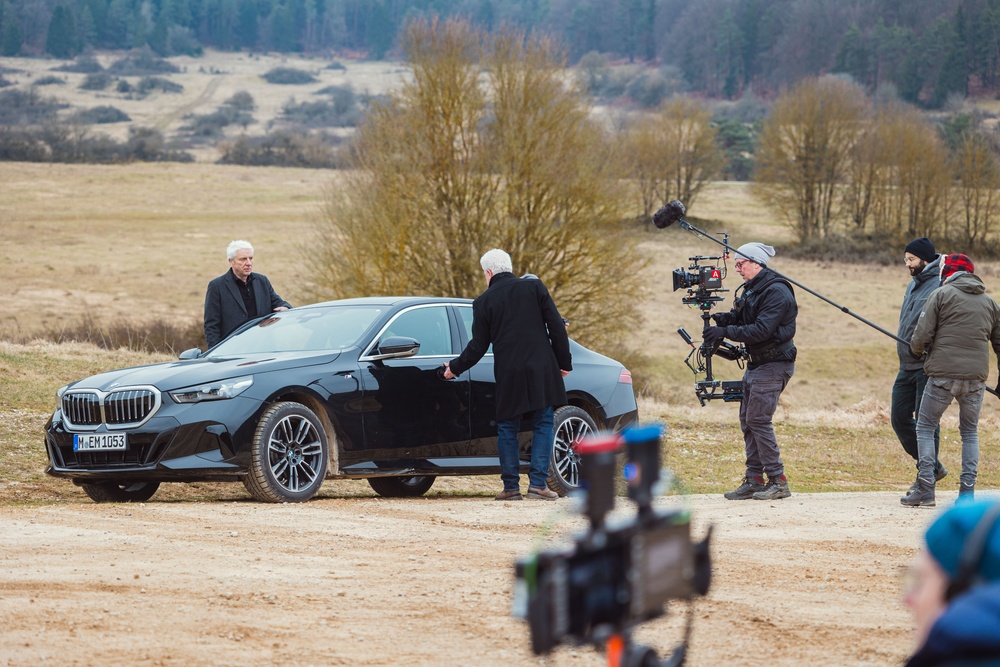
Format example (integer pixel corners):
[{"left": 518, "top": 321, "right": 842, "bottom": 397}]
[
  {"left": 739, "top": 361, "right": 794, "bottom": 479},
  {"left": 891, "top": 368, "right": 940, "bottom": 467}
]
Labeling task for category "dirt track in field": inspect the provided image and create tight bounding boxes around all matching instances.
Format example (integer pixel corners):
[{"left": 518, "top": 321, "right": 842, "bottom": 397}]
[{"left": 1, "top": 489, "right": 958, "bottom": 666}]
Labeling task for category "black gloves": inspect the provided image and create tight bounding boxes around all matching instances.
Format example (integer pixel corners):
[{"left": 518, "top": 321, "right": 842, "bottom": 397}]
[
  {"left": 710, "top": 313, "right": 725, "bottom": 325},
  {"left": 703, "top": 326, "right": 726, "bottom": 346}
]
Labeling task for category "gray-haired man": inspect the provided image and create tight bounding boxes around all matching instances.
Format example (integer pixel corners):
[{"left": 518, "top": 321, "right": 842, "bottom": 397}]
[
  {"left": 703, "top": 242, "right": 798, "bottom": 501},
  {"left": 204, "top": 240, "right": 290, "bottom": 348}
]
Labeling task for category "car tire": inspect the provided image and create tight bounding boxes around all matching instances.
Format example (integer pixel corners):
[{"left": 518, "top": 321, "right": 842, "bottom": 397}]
[
  {"left": 81, "top": 481, "right": 160, "bottom": 503},
  {"left": 367, "top": 476, "right": 436, "bottom": 498},
  {"left": 243, "top": 401, "right": 329, "bottom": 503},
  {"left": 546, "top": 405, "right": 597, "bottom": 496}
]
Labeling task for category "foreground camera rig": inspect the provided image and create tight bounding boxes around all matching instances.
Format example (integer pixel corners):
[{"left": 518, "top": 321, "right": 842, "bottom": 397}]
[
  {"left": 655, "top": 200, "right": 746, "bottom": 405},
  {"left": 514, "top": 425, "right": 711, "bottom": 667}
]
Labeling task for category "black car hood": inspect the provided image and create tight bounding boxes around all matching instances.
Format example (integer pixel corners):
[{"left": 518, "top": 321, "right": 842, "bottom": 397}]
[{"left": 66, "top": 351, "right": 343, "bottom": 392}]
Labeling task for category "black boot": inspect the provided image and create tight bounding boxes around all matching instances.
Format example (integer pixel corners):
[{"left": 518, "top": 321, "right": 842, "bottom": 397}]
[
  {"left": 959, "top": 482, "right": 975, "bottom": 501},
  {"left": 724, "top": 474, "right": 765, "bottom": 500},
  {"left": 901, "top": 479, "right": 935, "bottom": 508},
  {"left": 752, "top": 474, "right": 791, "bottom": 500}
]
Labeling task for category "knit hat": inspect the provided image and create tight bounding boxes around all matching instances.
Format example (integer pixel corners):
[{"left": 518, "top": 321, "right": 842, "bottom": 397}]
[
  {"left": 735, "top": 242, "right": 776, "bottom": 266},
  {"left": 941, "top": 253, "right": 975, "bottom": 281},
  {"left": 905, "top": 237, "right": 937, "bottom": 263},
  {"left": 925, "top": 500, "right": 1000, "bottom": 584}
]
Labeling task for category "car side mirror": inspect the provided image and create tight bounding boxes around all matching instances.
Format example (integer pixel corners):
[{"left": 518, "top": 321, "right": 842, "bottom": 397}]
[
  {"left": 178, "top": 348, "right": 202, "bottom": 360},
  {"left": 369, "top": 336, "right": 421, "bottom": 360}
]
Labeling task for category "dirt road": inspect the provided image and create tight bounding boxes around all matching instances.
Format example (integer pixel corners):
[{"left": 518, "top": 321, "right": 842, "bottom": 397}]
[{"left": 0, "top": 490, "right": 947, "bottom": 666}]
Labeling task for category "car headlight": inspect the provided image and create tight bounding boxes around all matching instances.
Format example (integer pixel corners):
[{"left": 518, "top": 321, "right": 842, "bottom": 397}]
[{"left": 169, "top": 376, "right": 254, "bottom": 404}]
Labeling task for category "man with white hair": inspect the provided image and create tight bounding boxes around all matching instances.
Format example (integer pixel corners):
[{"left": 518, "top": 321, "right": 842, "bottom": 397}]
[
  {"left": 204, "top": 240, "right": 290, "bottom": 348},
  {"left": 444, "top": 249, "right": 572, "bottom": 501},
  {"left": 703, "top": 242, "right": 798, "bottom": 501}
]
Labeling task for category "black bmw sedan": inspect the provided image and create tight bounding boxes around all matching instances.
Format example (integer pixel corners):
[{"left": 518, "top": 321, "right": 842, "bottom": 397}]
[{"left": 44, "top": 297, "right": 639, "bottom": 503}]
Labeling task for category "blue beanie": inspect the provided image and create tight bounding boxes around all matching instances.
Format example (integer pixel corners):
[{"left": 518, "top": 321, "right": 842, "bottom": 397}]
[{"left": 925, "top": 500, "right": 1000, "bottom": 583}]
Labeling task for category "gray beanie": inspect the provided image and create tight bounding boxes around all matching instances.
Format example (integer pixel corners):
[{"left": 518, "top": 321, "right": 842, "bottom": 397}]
[{"left": 735, "top": 242, "right": 776, "bottom": 266}]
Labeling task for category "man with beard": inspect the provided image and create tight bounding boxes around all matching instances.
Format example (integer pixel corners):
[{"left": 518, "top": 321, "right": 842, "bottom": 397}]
[
  {"left": 895, "top": 238, "right": 947, "bottom": 499},
  {"left": 703, "top": 242, "right": 797, "bottom": 501}
]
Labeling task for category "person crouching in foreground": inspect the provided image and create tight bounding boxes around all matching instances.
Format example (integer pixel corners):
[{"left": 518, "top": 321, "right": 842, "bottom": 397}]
[{"left": 903, "top": 499, "right": 1000, "bottom": 666}]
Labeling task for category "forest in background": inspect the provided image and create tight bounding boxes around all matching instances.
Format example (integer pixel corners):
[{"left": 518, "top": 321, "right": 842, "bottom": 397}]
[{"left": 4, "top": 0, "right": 1000, "bottom": 108}]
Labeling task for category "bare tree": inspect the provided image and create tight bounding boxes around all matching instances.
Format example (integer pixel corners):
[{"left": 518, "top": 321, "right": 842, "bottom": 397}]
[
  {"left": 306, "top": 18, "right": 645, "bottom": 351},
  {"left": 953, "top": 132, "right": 1000, "bottom": 249},
  {"left": 752, "top": 76, "right": 868, "bottom": 242},
  {"left": 624, "top": 97, "right": 725, "bottom": 219}
]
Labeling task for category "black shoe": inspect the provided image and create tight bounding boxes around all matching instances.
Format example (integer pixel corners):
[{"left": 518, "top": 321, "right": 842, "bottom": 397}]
[
  {"left": 935, "top": 463, "right": 948, "bottom": 482},
  {"left": 959, "top": 482, "right": 975, "bottom": 501},
  {"left": 752, "top": 475, "right": 791, "bottom": 501},
  {"left": 724, "top": 475, "right": 765, "bottom": 500},
  {"left": 901, "top": 480, "right": 935, "bottom": 507},
  {"left": 903, "top": 476, "right": 920, "bottom": 499}
]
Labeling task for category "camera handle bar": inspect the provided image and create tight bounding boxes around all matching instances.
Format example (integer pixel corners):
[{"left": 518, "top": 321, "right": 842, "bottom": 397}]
[{"left": 671, "top": 216, "right": 1000, "bottom": 399}]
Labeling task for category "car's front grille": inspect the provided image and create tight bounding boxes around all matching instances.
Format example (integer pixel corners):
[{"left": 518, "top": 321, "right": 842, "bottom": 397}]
[
  {"left": 49, "top": 433, "right": 165, "bottom": 469},
  {"left": 61, "top": 387, "right": 161, "bottom": 429}
]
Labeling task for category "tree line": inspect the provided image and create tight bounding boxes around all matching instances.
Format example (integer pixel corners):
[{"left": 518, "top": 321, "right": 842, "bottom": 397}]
[{"left": 7, "top": 0, "right": 1000, "bottom": 109}]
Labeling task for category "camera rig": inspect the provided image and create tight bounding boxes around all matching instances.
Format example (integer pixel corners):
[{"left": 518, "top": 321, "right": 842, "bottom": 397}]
[
  {"left": 655, "top": 201, "right": 746, "bottom": 405},
  {"left": 514, "top": 425, "right": 711, "bottom": 667}
]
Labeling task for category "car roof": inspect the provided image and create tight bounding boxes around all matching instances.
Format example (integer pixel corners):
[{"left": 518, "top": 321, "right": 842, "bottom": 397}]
[{"left": 299, "top": 296, "right": 474, "bottom": 309}]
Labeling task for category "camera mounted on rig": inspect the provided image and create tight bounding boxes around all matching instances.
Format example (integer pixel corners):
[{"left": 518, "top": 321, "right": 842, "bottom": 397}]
[
  {"left": 653, "top": 200, "right": 747, "bottom": 405},
  {"left": 513, "top": 425, "right": 711, "bottom": 666}
]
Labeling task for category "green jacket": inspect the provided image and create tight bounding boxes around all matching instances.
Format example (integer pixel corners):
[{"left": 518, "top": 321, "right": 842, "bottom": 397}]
[{"left": 910, "top": 272, "right": 1000, "bottom": 381}]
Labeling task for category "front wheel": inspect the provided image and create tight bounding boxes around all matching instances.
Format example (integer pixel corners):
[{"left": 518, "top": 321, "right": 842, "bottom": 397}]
[
  {"left": 81, "top": 481, "right": 160, "bottom": 503},
  {"left": 367, "top": 476, "right": 436, "bottom": 498},
  {"left": 546, "top": 405, "right": 597, "bottom": 496},
  {"left": 243, "top": 401, "right": 329, "bottom": 503}
]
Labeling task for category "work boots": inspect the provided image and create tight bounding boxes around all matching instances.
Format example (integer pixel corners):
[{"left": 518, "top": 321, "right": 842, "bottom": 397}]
[
  {"left": 959, "top": 482, "right": 975, "bottom": 501},
  {"left": 901, "top": 479, "right": 935, "bottom": 507},
  {"left": 752, "top": 474, "right": 791, "bottom": 501},
  {"left": 724, "top": 474, "right": 766, "bottom": 500},
  {"left": 903, "top": 463, "right": 949, "bottom": 498}
]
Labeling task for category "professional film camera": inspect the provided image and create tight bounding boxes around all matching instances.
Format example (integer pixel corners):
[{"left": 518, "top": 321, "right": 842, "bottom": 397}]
[
  {"left": 514, "top": 425, "right": 711, "bottom": 667},
  {"left": 654, "top": 200, "right": 746, "bottom": 405}
]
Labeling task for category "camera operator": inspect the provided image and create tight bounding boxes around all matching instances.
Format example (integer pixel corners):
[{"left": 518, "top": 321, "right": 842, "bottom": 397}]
[
  {"left": 894, "top": 238, "right": 947, "bottom": 500},
  {"left": 703, "top": 242, "right": 797, "bottom": 501}
]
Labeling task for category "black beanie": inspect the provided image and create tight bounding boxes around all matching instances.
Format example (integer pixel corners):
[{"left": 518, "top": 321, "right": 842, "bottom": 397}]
[{"left": 905, "top": 237, "right": 936, "bottom": 262}]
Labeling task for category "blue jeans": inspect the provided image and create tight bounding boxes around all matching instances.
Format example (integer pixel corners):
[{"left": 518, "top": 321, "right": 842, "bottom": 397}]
[
  {"left": 916, "top": 378, "right": 983, "bottom": 487},
  {"left": 891, "top": 368, "right": 940, "bottom": 466},
  {"left": 496, "top": 406, "right": 555, "bottom": 491}
]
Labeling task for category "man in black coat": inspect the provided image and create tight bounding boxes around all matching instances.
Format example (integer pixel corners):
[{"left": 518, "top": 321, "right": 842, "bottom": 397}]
[
  {"left": 703, "top": 241, "right": 797, "bottom": 502},
  {"left": 444, "top": 249, "right": 572, "bottom": 501},
  {"left": 204, "top": 240, "right": 291, "bottom": 348}
]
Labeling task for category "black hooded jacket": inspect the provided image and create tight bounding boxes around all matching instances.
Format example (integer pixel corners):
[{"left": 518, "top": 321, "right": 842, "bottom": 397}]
[{"left": 714, "top": 267, "right": 797, "bottom": 364}]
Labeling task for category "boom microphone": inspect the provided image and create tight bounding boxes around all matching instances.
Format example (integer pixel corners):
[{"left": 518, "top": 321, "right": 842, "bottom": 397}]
[{"left": 653, "top": 200, "right": 686, "bottom": 229}]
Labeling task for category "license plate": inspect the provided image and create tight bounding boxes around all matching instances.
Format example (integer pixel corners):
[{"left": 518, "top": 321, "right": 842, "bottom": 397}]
[{"left": 73, "top": 433, "right": 127, "bottom": 451}]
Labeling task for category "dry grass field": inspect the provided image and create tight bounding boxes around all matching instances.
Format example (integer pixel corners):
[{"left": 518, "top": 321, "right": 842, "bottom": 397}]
[{"left": 0, "top": 50, "right": 410, "bottom": 161}]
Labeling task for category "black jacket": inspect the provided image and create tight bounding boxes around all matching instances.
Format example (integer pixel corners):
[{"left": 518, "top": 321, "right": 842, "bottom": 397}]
[
  {"left": 448, "top": 272, "right": 572, "bottom": 421},
  {"left": 714, "top": 267, "right": 797, "bottom": 366},
  {"left": 204, "top": 270, "right": 290, "bottom": 348}
]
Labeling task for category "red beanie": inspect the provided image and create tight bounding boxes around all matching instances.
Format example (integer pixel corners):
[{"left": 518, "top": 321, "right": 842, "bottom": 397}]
[{"left": 941, "top": 253, "right": 974, "bottom": 281}]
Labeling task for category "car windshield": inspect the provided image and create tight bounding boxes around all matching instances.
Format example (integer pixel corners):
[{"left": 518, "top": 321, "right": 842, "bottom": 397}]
[{"left": 208, "top": 306, "right": 385, "bottom": 355}]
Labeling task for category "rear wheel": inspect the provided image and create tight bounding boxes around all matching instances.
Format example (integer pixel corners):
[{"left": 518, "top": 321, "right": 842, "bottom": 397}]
[
  {"left": 243, "top": 402, "right": 328, "bottom": 503},
  {"left": 546, "top": 405, "right": 597, "bottom": 496},
  {"left": 81, "top": 481, "right": 160, "bottom": 503},
  {"left": 367, "top": 476, "right": 435, "bottom": 498}
]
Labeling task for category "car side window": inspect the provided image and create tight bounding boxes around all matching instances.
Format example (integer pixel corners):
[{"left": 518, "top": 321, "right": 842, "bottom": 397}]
[
  {"left": 457, "top": 306, "right": 493, "bottom": 355},
  {"left": 383, "top": 306, "right": 452, "bottom": 356}
]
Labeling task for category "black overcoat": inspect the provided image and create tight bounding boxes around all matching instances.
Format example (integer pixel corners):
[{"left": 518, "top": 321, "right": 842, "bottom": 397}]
[
  {"left": 449, "top": 272, "right": 572, "bottom": 421},
  {"left": 203, "top": 270, "right": 291, "bottom": 348}
]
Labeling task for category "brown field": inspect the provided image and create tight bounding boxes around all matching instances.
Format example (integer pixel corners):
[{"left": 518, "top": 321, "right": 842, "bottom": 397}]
[{"left": 2, "top": 51, "right": 1000, "bottom": 667}]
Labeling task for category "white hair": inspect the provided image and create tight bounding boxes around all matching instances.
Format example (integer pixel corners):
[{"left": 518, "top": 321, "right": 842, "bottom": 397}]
[
  {"left": 480, "top": 248, "right": 512, "bottom": 274},
  {"left": 227, "top": 240, "right": 254, "bottom": 260}
]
